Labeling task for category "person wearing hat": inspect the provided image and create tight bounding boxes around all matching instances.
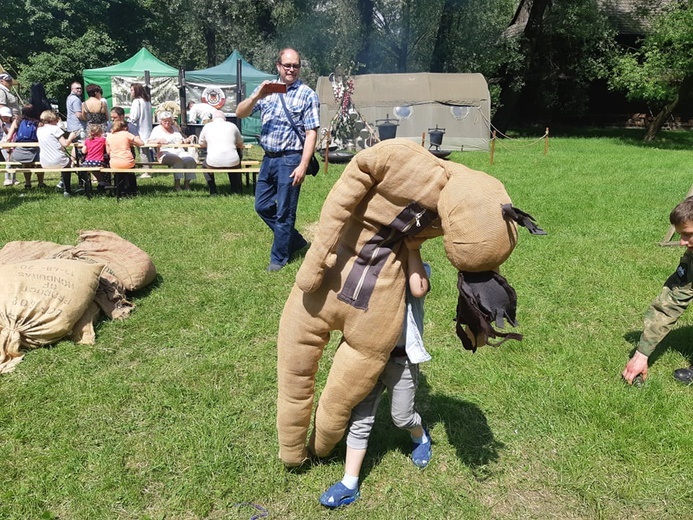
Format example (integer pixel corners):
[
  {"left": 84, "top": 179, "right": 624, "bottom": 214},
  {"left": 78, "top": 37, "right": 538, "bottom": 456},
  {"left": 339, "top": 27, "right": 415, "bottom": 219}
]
[
  {"left": 198, "top": 110, "right": 244, "bottom": 195},
  {"left": 1, "top": 106, "right": 19, "bottom": 186},
  {"left": 0, "top": 73, "right": 20, "bottom": 118}
]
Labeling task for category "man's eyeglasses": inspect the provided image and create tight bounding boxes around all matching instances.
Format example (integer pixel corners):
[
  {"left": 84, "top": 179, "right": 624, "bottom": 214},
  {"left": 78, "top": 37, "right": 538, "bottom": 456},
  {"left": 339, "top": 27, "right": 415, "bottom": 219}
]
[{"left": 280, "top": 63, "right": 301, "bottom": 70}]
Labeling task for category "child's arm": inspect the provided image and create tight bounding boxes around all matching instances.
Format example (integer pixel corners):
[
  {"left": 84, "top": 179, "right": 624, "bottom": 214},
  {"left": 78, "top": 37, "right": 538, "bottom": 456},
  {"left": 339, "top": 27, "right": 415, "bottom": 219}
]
[
  {"left": 58, "top": 132, "right": 78, "bottom": 149},
  {"left": 6, "top": 118, "right": 18, "bottom": 142},
  {"left": 407, "top": 247, "right": 429, "bottom": 298}
]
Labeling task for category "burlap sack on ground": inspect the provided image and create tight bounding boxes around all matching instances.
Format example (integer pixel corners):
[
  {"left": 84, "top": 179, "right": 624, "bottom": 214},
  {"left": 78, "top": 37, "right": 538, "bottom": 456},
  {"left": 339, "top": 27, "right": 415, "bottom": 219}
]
[
  {"left": 0, "top": 237, "right": 137, "bottom": 321},
  {"left": 67, "top": 301, "right": 102, "bottom": 345},
  {"left": 0, "top": 259, "right": 104, "bottom": 373},
  {"left": 0, "top": 240, "right": 72, "bottom": 264},
  {"left": 58, "top": 230, "right": 157, "bottom": 291}
]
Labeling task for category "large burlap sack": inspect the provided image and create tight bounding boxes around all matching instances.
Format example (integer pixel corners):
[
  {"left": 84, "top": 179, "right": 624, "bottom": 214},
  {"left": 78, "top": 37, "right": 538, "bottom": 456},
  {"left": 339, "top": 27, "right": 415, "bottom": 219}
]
[
  {"left": 58, "top": 230, "right": 157, "bottom": 291},
  {"left": 0, "top": 259, "right": 104, "bottom": 372},
  {"left": 0, "top": 240, "right": 72, "bottom": 264},
  {"left": 67, "top": 301, "right": 102, "bottom": 345}
]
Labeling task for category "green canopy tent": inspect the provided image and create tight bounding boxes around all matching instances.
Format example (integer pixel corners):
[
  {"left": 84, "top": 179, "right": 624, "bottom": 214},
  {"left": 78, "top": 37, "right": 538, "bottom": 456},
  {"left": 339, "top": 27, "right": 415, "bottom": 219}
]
[
  {"left": 185, "top": 50, "right": 276, "bottom": 140},
  {"left": 82, "top": 48, "right": 179, "bottom": 115}
]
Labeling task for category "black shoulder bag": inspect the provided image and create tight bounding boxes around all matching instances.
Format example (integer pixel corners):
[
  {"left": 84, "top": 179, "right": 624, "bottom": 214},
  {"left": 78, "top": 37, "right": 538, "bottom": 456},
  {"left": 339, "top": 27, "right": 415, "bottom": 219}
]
[{"left": 278, "top": 94, "right": 319, "bottom": 176}]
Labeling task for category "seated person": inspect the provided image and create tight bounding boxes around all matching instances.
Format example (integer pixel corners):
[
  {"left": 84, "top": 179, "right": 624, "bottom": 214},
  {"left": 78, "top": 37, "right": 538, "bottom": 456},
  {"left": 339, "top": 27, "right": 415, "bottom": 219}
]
[
  {"left": 36, "top": 110, "right": 81, "bottom": 197},
  {"left": 108, "top": 106, "right": 138, "bottom": 135},
  {"left": 106, "top": 120, "right": 144, "bottom": 195},
  {"left": 82, "top": 123, "right": 109, "bottom": 192},
  {"left": 199, "top": 110, "right": 244, "bottom": 195},
  {"left": 147, "top": 111, "right": 197, "bottom": 191}
]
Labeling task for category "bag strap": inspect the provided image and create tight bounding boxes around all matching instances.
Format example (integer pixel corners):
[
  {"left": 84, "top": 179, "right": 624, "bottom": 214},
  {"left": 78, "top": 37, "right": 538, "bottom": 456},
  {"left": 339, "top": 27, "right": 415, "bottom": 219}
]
[{"left": 278, "top": 93, "right": 305, "bottom": 147}]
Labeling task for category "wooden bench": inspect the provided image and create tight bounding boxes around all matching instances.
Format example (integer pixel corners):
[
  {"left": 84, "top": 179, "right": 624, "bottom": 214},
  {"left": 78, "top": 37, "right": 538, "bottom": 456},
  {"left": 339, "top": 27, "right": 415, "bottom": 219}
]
[{"left": 102, "top": 164, "right": 261, "bottom": 199}]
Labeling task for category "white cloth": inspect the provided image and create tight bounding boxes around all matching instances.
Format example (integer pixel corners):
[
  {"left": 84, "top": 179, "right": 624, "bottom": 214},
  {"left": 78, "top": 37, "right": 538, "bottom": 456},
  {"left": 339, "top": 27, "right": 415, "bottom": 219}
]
[
  {"left": 129, "top": 98, "right": 153, "bottom": 141},
  {"left": 37, "top": 124, "right": 70, "bottom": 168},
  {"left": 199, "top": 119, "right": 243, "bottom": 167}
]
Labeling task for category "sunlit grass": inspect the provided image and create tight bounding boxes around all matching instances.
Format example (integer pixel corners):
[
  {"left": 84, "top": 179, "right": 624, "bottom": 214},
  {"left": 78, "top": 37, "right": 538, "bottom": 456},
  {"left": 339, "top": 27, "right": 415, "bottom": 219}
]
[{"left": 1, "top": 132, "right": 693, "bottom": 518}]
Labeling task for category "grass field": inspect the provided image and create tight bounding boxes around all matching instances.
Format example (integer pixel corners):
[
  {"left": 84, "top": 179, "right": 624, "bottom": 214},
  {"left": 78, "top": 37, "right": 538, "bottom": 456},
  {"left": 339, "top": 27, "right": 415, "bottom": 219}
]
[{"left": 1, "top": 132, "right": 692, "bottom": 519}]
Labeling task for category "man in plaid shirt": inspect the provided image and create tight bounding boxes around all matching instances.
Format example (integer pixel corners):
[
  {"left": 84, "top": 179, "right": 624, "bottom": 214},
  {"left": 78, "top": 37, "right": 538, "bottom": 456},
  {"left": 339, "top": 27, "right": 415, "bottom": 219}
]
[{"left": 236, "top": 48, "right": 320, "bottom": 272}]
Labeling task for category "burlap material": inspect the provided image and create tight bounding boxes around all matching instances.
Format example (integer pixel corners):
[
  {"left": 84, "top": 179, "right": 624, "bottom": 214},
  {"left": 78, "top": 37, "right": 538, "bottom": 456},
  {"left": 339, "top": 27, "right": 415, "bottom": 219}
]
[
  {"left": 67, "top": 301, "right": 102, "bottom": 345},
  {"left": 277, "top": 139, "right": 520, "bottom": 466},
  {"left": 439, "top": 164, "right": 518, "bottom": 272},
  {"left": 0, "top": 240, "right": 72, "bottom": 264},
  {"left": 58, "top": 230, "right": 157, "bottom": 292},
  {"left": 0, "top": 259, "right": 104, "bottom": 372},
  {"left": 0, "top": 234, "right": 144, "bottom": 320}
]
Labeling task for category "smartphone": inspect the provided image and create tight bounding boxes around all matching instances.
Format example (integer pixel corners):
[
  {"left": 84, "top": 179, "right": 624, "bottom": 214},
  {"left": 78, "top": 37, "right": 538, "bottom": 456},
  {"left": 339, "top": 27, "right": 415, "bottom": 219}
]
[{"left": 265, "top": 83, "right": 287, "bottom": 94}]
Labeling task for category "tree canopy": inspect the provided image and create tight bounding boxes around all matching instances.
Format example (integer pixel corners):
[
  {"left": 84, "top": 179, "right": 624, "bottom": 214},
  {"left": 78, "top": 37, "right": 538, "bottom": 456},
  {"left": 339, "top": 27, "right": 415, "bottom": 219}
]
[{"left": 0, "top": 0, "right": 688, "bottom": 138}]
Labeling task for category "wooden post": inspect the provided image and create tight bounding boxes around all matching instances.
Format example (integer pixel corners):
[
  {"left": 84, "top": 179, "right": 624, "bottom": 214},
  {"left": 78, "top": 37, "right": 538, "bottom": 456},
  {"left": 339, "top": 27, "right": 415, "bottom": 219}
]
[
  {"left": 324, "top": 131, "right": 330, "bottom": 174},
  {"left": 544, "top": 127, "right": 549, "bottom": 155},
  {"left": 421, "top": 132, "right": 426, "bottom": 147},
  {"left": 490, "top": 130, "right": 496, "bottom": 165}
]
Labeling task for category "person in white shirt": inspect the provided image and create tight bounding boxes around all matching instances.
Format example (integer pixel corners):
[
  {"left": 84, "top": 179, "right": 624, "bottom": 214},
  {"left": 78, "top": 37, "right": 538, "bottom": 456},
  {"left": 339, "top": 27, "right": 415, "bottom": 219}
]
[
  {"left": 128, "top": 83, "right": 154, "bottom": 174},
  {"left": 199, "top": 110, "right": 244, "bottom": 195},
  {"left": 147, "top": 111, "right": 197, "bottom": 191},
  {"left": 36, "top": 110, "right": 80, "bottom": 197}
]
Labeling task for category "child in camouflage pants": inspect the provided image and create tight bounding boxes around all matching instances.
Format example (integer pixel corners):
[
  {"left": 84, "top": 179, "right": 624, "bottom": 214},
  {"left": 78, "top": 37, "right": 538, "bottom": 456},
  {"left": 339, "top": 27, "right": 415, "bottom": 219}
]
[{"left": 623, "top": 196, "right": 693, "bottom": 386}]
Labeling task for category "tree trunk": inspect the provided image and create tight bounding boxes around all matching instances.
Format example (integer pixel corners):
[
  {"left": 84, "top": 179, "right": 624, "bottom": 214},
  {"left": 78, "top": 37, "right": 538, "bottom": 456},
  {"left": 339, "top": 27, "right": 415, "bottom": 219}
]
[
  {"left": 643, "top": 76, "right": 692, "bottom": 141},
  {"left": 356, "top": 0, "right": 375, "bottom": 73},
  {"left": 644, "top": 96, "right": 679, "bottom": 141},
  {"left": 204, "top": 25, "right": 216, "bottom": 68},
  {"left": 492, "top": 0, "right": 552, "bottom": 135},
  {"left": 430, "top": 0, "right": 466, "bottom": 72}
]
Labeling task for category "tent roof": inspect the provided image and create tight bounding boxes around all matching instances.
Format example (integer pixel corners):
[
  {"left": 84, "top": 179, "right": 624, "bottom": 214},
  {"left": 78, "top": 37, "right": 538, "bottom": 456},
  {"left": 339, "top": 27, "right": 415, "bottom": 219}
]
[
  {"left": 317, "top": 72, "right": 489, "bottom": 109},
  {"left": 84, "top": 47, "right": 178, "bottom": 77},
  {"left": 185, "top": 50, "right": 275, "bottom": 84}
]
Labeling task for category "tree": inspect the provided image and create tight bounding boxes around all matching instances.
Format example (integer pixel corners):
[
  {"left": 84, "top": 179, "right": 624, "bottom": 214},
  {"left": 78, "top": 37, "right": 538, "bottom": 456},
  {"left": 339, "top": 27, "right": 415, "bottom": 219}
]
[
  {"left": 492, "top": 0, "right": 616, "bottom": 133},
  {"left": 492, "top": 0, "right": 552, "bottom": 134},
  {"left": 609, "top": 0, "right": 693, "bottom": 141}
]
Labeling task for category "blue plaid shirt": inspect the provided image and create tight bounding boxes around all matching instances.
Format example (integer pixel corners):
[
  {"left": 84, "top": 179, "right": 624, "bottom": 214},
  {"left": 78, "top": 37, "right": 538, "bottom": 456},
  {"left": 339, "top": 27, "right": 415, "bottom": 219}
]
[{"left": 252, "top": 79, "right": 320, "bottom": 153}]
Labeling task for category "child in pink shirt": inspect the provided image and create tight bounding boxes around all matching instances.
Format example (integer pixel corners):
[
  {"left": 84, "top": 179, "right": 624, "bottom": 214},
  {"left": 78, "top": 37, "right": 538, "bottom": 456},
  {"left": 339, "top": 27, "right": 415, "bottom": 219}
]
[{"left": 82, "top": 124, "right": 109, "bottom": 191}]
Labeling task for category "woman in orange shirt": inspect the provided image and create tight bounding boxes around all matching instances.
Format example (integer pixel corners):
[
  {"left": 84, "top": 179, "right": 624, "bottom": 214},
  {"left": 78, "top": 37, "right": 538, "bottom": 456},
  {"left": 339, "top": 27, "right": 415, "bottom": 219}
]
[{"left": 106, "top": 120, "right": 143, "bottom": 195}]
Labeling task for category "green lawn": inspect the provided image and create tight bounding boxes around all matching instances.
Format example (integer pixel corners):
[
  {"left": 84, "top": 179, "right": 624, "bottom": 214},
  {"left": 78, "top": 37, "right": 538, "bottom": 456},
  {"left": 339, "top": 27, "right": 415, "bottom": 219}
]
[{"left": 1, "top": 132, "right": 692, "bottom": 519}]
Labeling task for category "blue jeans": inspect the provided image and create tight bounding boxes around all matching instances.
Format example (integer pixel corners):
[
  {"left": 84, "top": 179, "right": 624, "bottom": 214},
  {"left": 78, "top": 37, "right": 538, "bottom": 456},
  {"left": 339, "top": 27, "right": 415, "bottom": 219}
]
[{"left": 255, "top": 153, "right": 307, "bottom": 266}]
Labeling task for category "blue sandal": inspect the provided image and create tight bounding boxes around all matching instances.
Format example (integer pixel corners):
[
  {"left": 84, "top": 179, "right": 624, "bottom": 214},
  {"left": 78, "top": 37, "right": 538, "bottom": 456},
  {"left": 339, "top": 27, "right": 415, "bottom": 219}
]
[
  {"left": 319, "top": 482, "right": 360, "bottom": 508},
  {"left": 411, "top": 429, "right": 432, "bottom": 468}
]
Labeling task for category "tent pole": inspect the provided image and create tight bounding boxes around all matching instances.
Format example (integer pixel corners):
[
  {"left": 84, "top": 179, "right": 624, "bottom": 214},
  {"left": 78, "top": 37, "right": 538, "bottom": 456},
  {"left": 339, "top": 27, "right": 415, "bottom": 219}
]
[
  {"left": 490, "top": 130, "right": 496, "bottom": 165},
  {"left": 178, "top": 67, "right": 188, "bottom": 133},
  {"left": 324, "top": 131, "right": 330, "bottom": 174},
  {"left": 144, "top": 70, "right": 151, "bottom": 99},
  {"left": 236, "top": 58, "right": 243, "bottom": 134}
]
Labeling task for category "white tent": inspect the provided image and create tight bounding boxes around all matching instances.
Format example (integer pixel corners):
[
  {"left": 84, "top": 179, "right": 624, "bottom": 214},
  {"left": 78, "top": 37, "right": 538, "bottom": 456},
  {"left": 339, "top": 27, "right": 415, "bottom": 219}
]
[{"left": 316, "top": 72, "right": 491, "bottom": 151}]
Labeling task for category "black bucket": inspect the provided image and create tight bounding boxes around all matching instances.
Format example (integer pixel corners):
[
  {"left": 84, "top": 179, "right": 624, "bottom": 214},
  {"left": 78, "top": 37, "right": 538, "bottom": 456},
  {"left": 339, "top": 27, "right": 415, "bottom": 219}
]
[
  {"left": 376, "top": 115, "right": 399, "bottom": 141},
  {"left": 428, "top": 126, "right": 445, "bottom": 148}
]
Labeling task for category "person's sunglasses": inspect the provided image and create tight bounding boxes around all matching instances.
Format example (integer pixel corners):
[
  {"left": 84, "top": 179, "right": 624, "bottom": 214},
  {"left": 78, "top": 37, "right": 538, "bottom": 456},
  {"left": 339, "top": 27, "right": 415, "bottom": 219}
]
[{"left": 280, "top": 63, "right": 301, "bottom": 70}]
